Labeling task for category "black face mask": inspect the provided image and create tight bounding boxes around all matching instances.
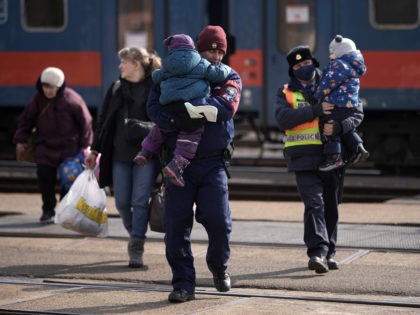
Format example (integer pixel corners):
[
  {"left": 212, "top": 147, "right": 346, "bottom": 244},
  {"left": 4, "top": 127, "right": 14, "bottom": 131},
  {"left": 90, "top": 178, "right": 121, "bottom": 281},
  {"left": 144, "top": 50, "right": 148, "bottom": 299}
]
[{"left": 293, "top": 64, "right": 315, "bottom": 81}]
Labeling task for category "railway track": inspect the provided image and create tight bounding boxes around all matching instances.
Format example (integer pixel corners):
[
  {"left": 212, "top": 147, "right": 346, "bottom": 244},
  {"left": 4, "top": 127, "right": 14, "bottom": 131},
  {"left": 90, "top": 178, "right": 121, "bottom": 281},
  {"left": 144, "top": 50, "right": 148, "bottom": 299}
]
[
  {"left": 0, "top": 235, "right": 419, "bottom": 314},
  {"left": 0, "top": 184, "right": 419, "bottom": 314},
  {"left": 0, "top": 277, "right": 419, "bottom": 312},
  {"left": 0, "top": 236, "right": 420, "bottom": 315}
]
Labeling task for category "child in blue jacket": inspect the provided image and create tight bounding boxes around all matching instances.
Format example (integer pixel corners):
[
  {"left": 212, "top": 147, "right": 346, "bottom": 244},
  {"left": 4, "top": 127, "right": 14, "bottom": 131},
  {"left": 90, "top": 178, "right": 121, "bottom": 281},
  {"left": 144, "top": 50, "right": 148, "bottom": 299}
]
[
  {"left": 133, "top": 34, "right": 230, "bottom": 186},
  {"left": 315, "top": 35, "right": 369, "bottom": 171}
]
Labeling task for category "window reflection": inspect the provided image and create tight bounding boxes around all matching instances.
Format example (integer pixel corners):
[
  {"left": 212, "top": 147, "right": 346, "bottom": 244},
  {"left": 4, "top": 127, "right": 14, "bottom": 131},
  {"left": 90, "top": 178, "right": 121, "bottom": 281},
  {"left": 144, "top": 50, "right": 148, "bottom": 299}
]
[
  {"left": 370, "top": 0, "right": 418, "bottom": 29},
  {"left": 23, "top": 0, "right": 65, "bottom": 31}
]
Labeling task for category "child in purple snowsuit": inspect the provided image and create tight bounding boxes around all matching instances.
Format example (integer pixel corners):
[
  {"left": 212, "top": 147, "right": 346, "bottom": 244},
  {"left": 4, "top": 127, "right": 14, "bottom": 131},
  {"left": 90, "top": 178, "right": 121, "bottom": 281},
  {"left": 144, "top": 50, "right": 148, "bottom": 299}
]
[
  {"left": 133, "top": 34, "right": 230, "bottom": 186},
  {"left": 314, "top": 35, "right": 369, "bottom": 171}
]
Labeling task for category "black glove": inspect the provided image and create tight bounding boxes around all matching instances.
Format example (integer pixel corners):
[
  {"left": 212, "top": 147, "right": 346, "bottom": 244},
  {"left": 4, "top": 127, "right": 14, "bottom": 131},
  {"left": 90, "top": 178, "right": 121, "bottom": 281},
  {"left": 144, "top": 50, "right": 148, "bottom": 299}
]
[
  {"left": 162, "top": 101, "right": 188, "bottom": 115},
  {"left": 311, "top": 103, "right": 324, "bottom": 117},
  {"left": 171, "top": 116, "right": 206, "bottom": 132}
]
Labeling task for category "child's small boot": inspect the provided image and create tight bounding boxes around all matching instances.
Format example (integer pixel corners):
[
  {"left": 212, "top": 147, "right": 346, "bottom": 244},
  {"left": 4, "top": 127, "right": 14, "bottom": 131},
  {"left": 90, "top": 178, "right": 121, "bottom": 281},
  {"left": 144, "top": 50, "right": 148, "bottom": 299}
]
[
  {"left": 319, "top": 154, "right": 345, "bottom": 172},
  {"left": 133, "top": 148, "right": 153, "bottom": 166},
  {"left": 162, "top": 155, "right": 190, "bottom": 187},
  {"left": 348, "top": 143, "right": 370, "bottom": 166}
]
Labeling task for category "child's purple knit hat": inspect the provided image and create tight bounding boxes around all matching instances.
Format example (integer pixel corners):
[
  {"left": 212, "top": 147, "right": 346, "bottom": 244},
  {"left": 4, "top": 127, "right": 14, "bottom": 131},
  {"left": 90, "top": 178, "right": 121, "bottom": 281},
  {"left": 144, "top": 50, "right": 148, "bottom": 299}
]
[{"left": 164, "top": 34, "right": 195, "bottom": 50}]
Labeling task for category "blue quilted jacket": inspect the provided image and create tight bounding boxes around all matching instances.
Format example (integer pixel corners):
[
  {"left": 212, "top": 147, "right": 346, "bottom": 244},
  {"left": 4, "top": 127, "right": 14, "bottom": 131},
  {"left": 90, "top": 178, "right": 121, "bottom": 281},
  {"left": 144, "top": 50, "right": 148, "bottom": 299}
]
[
  {"left": 152, "top": 47, "right": 230, "bottom": 105},
  {"left": 314, "top": 50, "right": 366, "bottom": 108}
]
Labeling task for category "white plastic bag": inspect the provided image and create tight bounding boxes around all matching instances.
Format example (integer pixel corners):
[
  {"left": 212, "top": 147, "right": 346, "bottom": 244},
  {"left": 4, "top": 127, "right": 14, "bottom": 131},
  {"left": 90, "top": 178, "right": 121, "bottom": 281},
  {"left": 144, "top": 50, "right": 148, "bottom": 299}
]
[{"left": 55, "top": 169, "right": 108, "bottom": 237}]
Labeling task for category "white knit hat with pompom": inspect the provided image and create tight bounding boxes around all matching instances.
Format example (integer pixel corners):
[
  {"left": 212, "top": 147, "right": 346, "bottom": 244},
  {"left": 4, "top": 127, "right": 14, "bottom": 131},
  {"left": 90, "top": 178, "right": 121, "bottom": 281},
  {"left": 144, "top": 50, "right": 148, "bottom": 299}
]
[{"left": 329, "top": 35, "right": 357, "bottom": 58}]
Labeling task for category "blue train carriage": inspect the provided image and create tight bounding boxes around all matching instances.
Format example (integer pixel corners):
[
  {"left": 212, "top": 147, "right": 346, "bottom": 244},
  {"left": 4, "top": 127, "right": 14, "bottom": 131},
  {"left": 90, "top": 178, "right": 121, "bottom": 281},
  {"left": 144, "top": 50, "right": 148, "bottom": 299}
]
[
  {"left": 225, "top": 0, "right": 420, "bottom": 170},
  {"left": 0, "top": 0, "right": 155, "bottom": 159},
  {"left": 1, "top": 0, "right": 419, "bottom": 172},
  {"left": 352, "top": 0, "right": 420, "bottom": 169},
  {"left": 155, "top": 0, "right": 420, "bottom": 170}
]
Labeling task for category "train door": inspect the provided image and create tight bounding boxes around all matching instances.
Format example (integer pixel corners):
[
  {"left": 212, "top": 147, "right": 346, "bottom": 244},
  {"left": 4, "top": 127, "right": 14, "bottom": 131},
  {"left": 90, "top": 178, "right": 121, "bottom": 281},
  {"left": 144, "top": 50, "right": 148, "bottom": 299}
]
[
  {"left": 111, "top": 0, "right": 156, "bottom": 98},
  {"left": 264, "top": 0, "right": 333, "bottom": 130}
]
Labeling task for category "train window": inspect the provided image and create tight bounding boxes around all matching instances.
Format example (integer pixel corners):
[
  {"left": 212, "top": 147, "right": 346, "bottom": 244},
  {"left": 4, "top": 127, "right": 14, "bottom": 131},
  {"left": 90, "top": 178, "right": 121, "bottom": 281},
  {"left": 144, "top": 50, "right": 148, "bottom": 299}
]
[
  {"left": 370, "top": 0, "right": 419, "bottom": 29},
  {"left": 22, "top": 0, "right": 66, "bottom": 32},
  {"left": 0, "top": 0, "right": 7, "bottom": 24},
  {"left": 277, "top": 0, "right": 316, "bottom": 53},
  {"left": 117, "top": 0, "right": 154, "bottom": 50}
]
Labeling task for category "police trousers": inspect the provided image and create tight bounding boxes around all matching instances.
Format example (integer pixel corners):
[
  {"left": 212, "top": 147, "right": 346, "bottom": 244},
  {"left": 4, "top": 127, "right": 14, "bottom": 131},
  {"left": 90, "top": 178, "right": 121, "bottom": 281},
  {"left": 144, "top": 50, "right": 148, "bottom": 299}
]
[
  {"left": 164, "top": 155, "right": 231, "bottom": 292},
  {"left": 294, "top": 169, "right": 342, "bottom": 258}
]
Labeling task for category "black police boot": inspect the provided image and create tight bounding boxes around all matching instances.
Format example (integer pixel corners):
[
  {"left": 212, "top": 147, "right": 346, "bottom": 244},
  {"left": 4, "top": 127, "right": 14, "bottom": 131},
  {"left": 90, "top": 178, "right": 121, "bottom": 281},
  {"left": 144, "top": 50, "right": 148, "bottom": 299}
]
[
  {"left": 212, "top": 272, "right": 231, "bottom": 292},
  {"left": 308, "top": 256, "right": 329, "bottom": 274},
  {"left": 168, "top": 288, "right": 195, "bottom": 303},
  {"left": 327, "top": 257, "right": 339, "bottom": 270}
]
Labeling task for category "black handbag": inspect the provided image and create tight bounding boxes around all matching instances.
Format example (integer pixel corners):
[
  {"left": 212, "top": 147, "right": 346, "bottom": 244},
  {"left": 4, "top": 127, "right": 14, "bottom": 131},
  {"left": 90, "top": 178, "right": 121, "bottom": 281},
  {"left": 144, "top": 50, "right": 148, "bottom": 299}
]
[
  {"left": 149, "top": 182, "right": 165, "bottom": 233},
  {"left": 148, "top": 147, "right": 168, "bottom": 233},
  {"left": 124, "top": 118, "right": 155, "bottom": 145},
  {"left": 113, "top": 79, "right": 155, "bottom": 145}
]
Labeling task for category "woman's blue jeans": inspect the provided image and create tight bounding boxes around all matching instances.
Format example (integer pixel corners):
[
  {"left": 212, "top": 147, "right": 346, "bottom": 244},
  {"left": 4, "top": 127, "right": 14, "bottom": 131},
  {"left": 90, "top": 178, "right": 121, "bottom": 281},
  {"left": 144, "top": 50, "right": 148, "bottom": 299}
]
[{"left": 112, "top": 159, "right": 157, "bottom": 239}]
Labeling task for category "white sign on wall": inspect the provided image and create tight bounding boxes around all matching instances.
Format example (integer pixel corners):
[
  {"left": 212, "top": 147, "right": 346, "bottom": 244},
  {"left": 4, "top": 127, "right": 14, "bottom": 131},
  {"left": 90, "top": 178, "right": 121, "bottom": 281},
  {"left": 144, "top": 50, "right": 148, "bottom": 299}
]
[{"left": 286, "top": 5, "right": 309, "bottom": 24}]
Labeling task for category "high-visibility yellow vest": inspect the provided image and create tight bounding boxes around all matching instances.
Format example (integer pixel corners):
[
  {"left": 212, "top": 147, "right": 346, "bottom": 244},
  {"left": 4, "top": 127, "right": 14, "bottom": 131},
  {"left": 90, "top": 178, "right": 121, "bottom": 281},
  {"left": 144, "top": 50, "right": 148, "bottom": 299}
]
[{"left": 283, "top": 84, "right": 322, "bottom": 148}]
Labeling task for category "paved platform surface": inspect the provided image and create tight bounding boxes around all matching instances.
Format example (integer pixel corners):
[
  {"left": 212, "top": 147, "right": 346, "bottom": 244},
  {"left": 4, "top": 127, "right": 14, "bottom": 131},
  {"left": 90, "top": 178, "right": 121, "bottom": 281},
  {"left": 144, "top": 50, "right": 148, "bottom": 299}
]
[{"left": 0, "top": 193, "right": 419, "bottom": 314}]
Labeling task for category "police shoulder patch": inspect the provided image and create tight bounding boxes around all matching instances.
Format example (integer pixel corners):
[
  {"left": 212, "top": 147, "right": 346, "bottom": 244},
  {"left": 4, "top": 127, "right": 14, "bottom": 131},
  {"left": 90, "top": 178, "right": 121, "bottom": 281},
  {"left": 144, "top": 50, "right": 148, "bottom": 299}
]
[{"left": 222, "top": 86, "right": 238, "bottom": 103}]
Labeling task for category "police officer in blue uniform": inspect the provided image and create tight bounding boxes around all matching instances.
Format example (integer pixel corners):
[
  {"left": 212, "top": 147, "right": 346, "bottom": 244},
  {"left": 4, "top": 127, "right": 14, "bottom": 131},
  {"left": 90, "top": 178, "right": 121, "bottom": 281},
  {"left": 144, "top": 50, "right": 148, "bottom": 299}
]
[
  {"left": 147, "top": 25, "right": 241, "bottom": 302},
  {"left": 275, "top": 46, "right": 364, "bottom": 273}
]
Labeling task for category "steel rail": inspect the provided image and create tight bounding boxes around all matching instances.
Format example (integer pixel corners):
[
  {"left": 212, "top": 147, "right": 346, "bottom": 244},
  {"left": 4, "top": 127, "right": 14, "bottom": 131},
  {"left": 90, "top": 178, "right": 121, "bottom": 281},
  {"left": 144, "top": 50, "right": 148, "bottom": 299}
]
[{"left": 0, "top": 279, "right": 419, "bottom": 309}]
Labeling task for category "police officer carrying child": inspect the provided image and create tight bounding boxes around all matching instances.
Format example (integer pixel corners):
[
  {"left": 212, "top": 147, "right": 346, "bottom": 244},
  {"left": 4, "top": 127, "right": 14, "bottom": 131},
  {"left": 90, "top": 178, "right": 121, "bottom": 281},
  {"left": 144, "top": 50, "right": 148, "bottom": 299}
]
[
  {"left": 147, "top": 25, "right": 241, "bottom": 302},
  {"left": 274, "top": 46, "right": 364, "bottom": 273}
]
